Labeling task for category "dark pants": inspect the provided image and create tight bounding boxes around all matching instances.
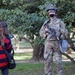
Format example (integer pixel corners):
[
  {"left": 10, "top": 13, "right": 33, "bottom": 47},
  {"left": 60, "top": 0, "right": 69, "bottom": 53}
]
[{"left": 1, "top": 68, "right": 9, "bottom": 75}]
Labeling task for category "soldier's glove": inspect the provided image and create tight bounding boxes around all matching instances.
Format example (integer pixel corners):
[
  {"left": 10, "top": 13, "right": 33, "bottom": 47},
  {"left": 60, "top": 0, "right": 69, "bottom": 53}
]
[
  {"left": 45, "top": 28, "right": 50, "bottom": 34},
  {"left": 45, "top": 30, "right": 51, "bottom": 37}
]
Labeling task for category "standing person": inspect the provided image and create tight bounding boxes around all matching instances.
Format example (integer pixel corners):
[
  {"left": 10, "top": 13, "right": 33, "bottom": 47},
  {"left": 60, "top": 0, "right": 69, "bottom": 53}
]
[
  {"left": 0, "top": 21, "right": 14, "bottom": 75},
  {"left": 39, "top": 3, "right": 68, "bottom": 75}
]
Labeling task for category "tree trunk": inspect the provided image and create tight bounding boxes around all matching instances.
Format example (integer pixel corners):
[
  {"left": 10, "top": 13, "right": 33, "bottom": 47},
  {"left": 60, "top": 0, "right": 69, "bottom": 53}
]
[{"left": 32, "top": 44, "right": 44, "bottom": 61}]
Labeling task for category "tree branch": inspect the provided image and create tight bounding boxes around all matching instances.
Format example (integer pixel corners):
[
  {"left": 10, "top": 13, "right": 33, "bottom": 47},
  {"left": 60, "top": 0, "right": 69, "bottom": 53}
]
[{"left": 62, "top": 52, "right": 75, "bottom": 64}]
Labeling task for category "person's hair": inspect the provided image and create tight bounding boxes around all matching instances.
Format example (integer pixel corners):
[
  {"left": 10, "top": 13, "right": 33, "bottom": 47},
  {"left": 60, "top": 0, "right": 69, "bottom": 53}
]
[
  {"left": 0, "top": 21, "right": 9, "bottom": 36},
  {"left": 0, "top": 21, "right": 9, "bottom": 46},
  {"left": 0, "top": 27, "right": 4, "bottom": 46}
]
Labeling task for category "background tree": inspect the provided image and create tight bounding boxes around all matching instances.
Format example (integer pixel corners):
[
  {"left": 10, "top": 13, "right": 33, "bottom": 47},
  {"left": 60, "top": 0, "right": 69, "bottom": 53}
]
[{"left": 0, "top": 0, "right": 75, "bottom": 61}]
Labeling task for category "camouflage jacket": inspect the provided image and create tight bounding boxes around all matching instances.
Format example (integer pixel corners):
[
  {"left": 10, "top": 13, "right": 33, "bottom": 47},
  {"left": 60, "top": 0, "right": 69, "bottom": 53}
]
[{"left": 39, "top": 17, "right": 68, "bottom": 40}]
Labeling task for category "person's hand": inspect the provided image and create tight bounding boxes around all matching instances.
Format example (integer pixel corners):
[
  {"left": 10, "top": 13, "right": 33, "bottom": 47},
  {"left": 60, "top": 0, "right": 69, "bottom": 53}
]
[
  {"left": 45, "top": 28, "right": 50, "bottom": 33},
  {"left": 45, "top": 28, "right": 49, "bottom": 31}
]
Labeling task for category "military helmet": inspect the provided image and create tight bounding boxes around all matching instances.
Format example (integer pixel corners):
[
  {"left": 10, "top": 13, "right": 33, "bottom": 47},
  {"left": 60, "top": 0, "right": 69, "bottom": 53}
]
[{"left": 45, "top": 3, "right": 57, "bottom": 11}]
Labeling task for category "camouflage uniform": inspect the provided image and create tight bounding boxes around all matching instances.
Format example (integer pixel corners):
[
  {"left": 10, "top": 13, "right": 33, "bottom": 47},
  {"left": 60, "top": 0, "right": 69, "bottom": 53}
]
[{"left": 40, "top": 18, "right": 68, "bottom": 75}]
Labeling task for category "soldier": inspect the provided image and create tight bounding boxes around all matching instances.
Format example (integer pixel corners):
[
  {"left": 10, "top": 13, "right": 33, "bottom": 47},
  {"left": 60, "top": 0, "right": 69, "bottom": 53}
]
[{"left": 39, "top": 3, "right": 68, "bottom": 75}]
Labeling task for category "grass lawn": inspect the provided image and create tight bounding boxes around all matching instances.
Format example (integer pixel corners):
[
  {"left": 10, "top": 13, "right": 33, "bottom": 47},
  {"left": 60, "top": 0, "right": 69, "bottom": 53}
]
[
  {"left": 0, "top": 52, "right": 75, "bottom": 75},
  {"left": 9, "top": 63, "right": 44, "bottom": 75},
  {"left": 0, "top": 62, "right": 75, "bottom": 75},
  {"left": 13, "top": 52, "right": 75, "bottom": 75}
]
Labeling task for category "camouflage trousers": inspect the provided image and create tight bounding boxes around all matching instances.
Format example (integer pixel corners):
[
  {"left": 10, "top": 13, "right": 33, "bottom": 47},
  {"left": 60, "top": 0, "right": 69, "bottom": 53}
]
[{"left": 44, "top": 40, "right": 63, "bottom": 75}]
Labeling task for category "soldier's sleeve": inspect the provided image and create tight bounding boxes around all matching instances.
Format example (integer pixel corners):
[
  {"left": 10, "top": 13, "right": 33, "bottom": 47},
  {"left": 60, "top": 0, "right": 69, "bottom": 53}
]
[
  {"left": 39, "top": 20, "right": 49, "bottom": 38},
  {"left": 60, "top": 20, "right": 68, "bottom": 38},
  {"left": 39, "top": 25, "right": 46, "bottom": 38}
]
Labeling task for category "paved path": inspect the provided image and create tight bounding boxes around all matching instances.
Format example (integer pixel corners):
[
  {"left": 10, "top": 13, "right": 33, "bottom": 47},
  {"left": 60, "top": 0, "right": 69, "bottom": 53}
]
[{"left": 14, "top": 48, "right": 33, "bottom": 53}]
